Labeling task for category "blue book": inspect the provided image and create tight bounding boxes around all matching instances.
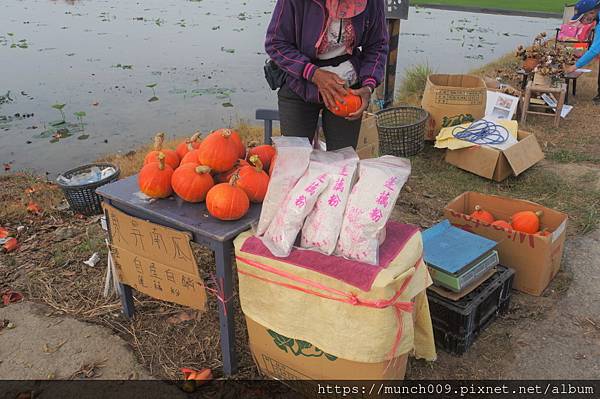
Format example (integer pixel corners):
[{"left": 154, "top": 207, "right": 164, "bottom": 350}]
[{"left": 422, "top": 220, "right": 498, "bottom": 276}]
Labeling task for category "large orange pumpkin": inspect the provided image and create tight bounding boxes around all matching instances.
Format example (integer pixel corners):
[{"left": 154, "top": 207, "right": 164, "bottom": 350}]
[
  {"left": 511, "top": 210, "right": 543, "bottom": 234},
  {"left": 171, "top": 164, "right": 214, "bottom": 203},
  {"left": 470, "top": 205, "right": 495, "bottom": 224},
  {"left": 247, "top": 143, "right": 275, "bottom": 172},
  {"left": 144, "top": 132, "right": 181, "bottom": 170},
  {"left": 197, "top": 129, "right": 240, "bottom": 173},
  {"left": 138, "top": 152, "right": 174, "bottom": 198},
  {"left": 176, "top": 131, "right": 202, "bottom": 160},
  {"left": 215, "top": 159, "right": 250, "bottom": 183},
  {"left": 212, "top": 128, "right": 245, "bottom": 159},
  {"left": 329, "top": 93, "right": 362, "bottom": 117},
  {"left": 206, "top": 174, "right": 249, "bottom": 221},
  {"left": 180, "top": 149, "right": 200, "bottom": 166},
  {"left": 237, "top": 155, "right": 270, "bottom": 203}
]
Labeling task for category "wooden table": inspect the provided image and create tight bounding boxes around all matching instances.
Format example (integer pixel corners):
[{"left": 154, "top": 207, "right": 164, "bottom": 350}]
[
  {"left": 520, "top": 82, "right": 567, "bottom": 128},
  {"left": 96, "top": 175, "right": 261, "bottom": 376}
]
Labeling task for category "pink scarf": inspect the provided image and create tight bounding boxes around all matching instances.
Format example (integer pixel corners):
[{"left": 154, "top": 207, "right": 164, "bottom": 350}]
[{"left": 315, "top": 0, "right": 367, "bottom": 48}]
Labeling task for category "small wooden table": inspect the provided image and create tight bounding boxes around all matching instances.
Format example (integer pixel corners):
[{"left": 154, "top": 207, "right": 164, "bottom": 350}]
[
  {"left": 520, "top": 82, "right": 567, "bottom": 128},
  {"left": 97, "top": 176, "right": 262, "bottom": 376}
]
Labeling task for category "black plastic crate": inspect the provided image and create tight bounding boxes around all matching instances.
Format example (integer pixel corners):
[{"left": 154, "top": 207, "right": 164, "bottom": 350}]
[{"left": 427, "top": 265, "right": 515, "bottom": 355}]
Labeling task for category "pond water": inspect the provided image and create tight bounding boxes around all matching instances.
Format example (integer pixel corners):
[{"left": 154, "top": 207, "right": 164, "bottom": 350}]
[{"left": 0, "top": 0, "right": 559, "bottom": 175}]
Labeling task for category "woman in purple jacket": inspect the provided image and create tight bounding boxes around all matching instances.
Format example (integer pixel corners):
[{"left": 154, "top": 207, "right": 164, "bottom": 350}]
[{"left": 265, "top": 0, "right": 389, "bottom": 150}]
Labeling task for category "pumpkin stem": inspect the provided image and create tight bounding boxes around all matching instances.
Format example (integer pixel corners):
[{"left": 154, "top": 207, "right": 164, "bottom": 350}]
[
  {"left": 195, "top": 165, "right": 211, "bottom": 174},
  {"left": 157, "top": 152, "right": 166, "bottom": 170},
  {"left": 474, "top": 205, "right": 482, "bottom": 212},
  {"left": 247, "top": 140, "right": 259, "bottom": 149},
  {"left": 187, "top": 131, "right": 202, "bottom": 151},
  {"left": 229, "top": 171, "right": 240, "bottom": 186},
  {"left": 249, "top": 155, "right": 263, "bottom": 172},
  {"left": 535, "top": 210, "right": 544, "bottom": 218},
  {"left": 220, "top": 129, "right": 232, "bottom": 139},
  {"left": 154, "top": 132, "right": 165, "bottom": 151}
]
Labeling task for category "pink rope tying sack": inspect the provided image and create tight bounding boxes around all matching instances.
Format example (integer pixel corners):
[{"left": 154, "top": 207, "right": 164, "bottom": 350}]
[{"left": 236, "top": 255, "right": 423, "bottom": 361}]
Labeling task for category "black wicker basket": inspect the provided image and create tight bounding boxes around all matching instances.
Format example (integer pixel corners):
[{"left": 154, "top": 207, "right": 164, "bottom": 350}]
[
  {"left": 376, "top": 107, "right": 429, "bottom": 157},
  {"left": 56, "top": 163, "right": 120, "bottom": 216}
]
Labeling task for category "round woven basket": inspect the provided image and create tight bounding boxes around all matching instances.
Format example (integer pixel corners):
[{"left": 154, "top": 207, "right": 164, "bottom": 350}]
[
  {"left": 376, "top": 107, "right": 429, "bottom": 157},
  {"left": 56, "top": 163, "right": 120, "bottom": 216}
]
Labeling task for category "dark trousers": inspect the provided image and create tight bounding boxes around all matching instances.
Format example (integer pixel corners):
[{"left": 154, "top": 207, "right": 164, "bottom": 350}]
[{"left": 277, "top": 84, "right": 362, "bottom": 151}]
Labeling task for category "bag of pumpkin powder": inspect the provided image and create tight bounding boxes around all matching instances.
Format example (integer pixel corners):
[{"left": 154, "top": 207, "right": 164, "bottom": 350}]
[
  {"left": 335, "top": 156, "right": 411, "bottom": 266},
  {"left": 261, "top": 161, "right": 331, "bottom": 258},
  {"left": 255, "top": 137, "right": 312, "bottom": 236},
  {"left": 301, "top": 147, "right": 359, "bottom": 255}
]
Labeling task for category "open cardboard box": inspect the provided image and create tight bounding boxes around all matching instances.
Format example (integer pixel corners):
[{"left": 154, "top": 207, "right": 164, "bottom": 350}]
[
  {"left": 444, "top": 192, "right": 568, "bottom": 296},
  {"left": 445, "top": 130, "right": 544, "bottom": 182},
  {"left": 356, "top": 112, "right": 379, "bottom": 159},
  {"left": 246, "top": 316, "right": 407, "bottom": 381}
]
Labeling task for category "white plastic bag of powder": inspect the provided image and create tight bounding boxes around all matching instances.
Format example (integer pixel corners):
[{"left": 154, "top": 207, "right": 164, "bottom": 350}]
[
  {"left": 262, "top": 161, "right": 331, "bottom": 257},
  {"left": 256, "top": 136, "right": 312, "bottom": 236},
  {"left": 301, "top": 147, "right": 359, "bottom": 255},
  {"left": 335, "top": 156, "right": 411, "bottom": 265}
]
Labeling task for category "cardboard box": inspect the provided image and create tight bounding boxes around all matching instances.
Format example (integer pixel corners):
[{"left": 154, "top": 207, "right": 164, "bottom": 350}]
[
  {"left": 356, "top": 143, "right": 378, "bottom": 159},
  {"left": 445, "top": 130, "right": 544, "bottom": 182},
  {"left": 246, "top": 316, "right": 408, "bottom": 381},
  {"left": 444, "top": 192, "right": 568, "bottom": 296},
  {"left": 357, "top": 113, "right": 379, "bottom": 152}
]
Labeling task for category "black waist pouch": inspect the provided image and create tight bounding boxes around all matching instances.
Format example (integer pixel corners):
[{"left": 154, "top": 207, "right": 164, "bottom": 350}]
[{"left": 264, "top": 59, "right": 287, "bottom": 90}]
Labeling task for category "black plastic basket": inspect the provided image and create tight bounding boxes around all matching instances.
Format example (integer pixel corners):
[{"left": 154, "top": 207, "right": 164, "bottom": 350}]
[
  {"left": 375, "top": 106, "right": 429, "bottom": 157},
  {"left": 56, "top": 163, "right": 120, "bottom": 216},
  {"left": 427, "top": 265, "right": 515, "bottom": 355}
]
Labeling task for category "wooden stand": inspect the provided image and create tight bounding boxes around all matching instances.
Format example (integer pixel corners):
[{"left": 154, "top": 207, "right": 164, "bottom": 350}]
[{"left": 520, "top": 82, "right": 567, "bottom": 128}]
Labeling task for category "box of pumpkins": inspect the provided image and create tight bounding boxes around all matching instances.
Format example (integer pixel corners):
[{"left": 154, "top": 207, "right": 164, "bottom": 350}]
[
  {"left": 444, "top": 192, "right": 568, "bottom": 296},
  {"left": 138, "top": 130, "right": 274, "bottom": 221}
]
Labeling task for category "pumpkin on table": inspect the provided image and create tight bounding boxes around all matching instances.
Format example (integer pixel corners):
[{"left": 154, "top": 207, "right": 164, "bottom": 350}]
[
  {"left": 215, "top": 159, "right": 250, "bottom": 183},
  {"left": 247, "top": 142, "right": 275, "bottom": 172},
  {"left": 470, "top": 205, "right": 495, "bottom": 224},
  {"left": 511, "top": 210, "right": 543, "bottom": 234},
  {"left": 176, "top": 131, "right": 202, "bottom": 160},
  {"left": 144, "top": 132, "right": 181, "bottom": 169},
  {"left": 237, "top": 155, "right": 269, "bottom": 203},
  {"left": 197, "top": 129, "right": 240, "bottom": 173},
  {"left": 172, "top": 164, "right": 214, "bottom": 203},
  {"left": 138, "top": 152, "right": 174, "bottom": 198},
  {"left": 206, "top": 174, "right": 249, "bottom": 221},
  {"left": 181, "top": 149, "right": 200, "bottom": 166}
]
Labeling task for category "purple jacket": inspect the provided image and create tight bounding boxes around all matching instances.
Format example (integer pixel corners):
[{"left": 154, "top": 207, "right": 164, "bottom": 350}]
[{"left": 265, "top": 0, "right": 389, "bottom": 103}]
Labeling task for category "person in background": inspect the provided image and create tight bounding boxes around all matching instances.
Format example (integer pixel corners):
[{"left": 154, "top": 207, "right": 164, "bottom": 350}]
[
  {"left": 565, "top": 0, "right": 600, "bottom": 104},
  {"left": 265, "top": 0, "right": 389, "bottom": 151}
]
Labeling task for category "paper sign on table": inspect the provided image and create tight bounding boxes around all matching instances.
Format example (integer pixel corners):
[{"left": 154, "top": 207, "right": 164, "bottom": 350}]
[{"left": 103, "top": 204, "right": 206, "bottom": 310}]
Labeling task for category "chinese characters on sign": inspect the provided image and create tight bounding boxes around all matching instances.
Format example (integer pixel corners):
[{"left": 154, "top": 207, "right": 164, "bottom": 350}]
[{"left": 104, "top": 204, "right": 206, "bottom": 311}]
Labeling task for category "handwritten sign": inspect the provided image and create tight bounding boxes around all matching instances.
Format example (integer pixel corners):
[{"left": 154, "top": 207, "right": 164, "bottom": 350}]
[{"left": 104, "top": 204, "right": 206, "bottom": 310}]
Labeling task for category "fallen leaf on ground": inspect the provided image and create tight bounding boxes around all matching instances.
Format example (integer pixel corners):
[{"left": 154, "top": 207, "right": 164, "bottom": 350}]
[
  {"left": 166, "top": 311, "right": 197, "bottom": 325},
  {"left": 24, "top": 187, "right": 36, "bottom": 195},
  {"left": 26, "top": 202, "right": 41, "bottom": 214},
  {"left": 43, "top": 339, "right": 68, "bottom": 354},
  {"left": 0, "top": 227, "right": 8, "bottom": 239},
  {"left": 69, "top": 359, "right": 107, "bottom": 379},
  {"left": 2, "top": 238, "right": 19, "bottom": 253}
]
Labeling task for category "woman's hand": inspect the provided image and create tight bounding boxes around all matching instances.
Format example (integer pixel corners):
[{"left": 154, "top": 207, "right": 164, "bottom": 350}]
[
  {"left": 346, "top": 87, "right": 372, "bottom": 120},
  {"left": 564, "top": 64, "right": 578, "bottom": 75},
  {"left": 312, "top": 69, "right": 348, "bottom": 111}
]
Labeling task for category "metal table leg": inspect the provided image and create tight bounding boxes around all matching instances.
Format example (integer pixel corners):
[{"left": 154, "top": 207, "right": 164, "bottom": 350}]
[
  {"left": 214, "top": 240, "right": 237, "bottom": 376},
  {"left": 119, "top": 283, "right": 135, "bottom": 318}
]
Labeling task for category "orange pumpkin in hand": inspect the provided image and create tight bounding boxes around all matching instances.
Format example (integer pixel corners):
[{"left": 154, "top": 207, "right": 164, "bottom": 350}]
[
  {"left": 139, "top": 152, "right": 174, "bottom": 198},
  {"left": 237, "top": 155, "right": 270, "bottom": 203},
  {"left": 144, "top": 132, "right": 181, "bottom": 170},
  {"left": 171, "top": 164, "right": 214, "bottom": 203},
  {"left": 206, "top": 174, "right": 250, "bottom": 221},
  {"left": 329, "top": 93, "right": 362, "bottom": 117}
]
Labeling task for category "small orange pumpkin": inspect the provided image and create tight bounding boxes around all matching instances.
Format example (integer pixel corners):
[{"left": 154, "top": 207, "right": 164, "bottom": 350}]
[
  {"left": 171, "top": 164, "right": 214, "bottom": 203},
  {"left": 329, "top": 93, "right": 362, "bottom": 117},
  {"left": 470, "top": 205, "right": 495, "bottom": 224},
  {"left": 180, "top": 149, "right": 200, "bottom": 166},
  {"left": 144, "top": 132, "right": 181, "bottom": 170},
  {"left": 511, "top": 210, "right": 543, "bottom": 234},
  {"left": 175, "top": 131, "right": 202, "bottom": 160},
  {"left": 215, "top": 159, "right": 250, "bottom": 183},
  {"left": 139, "top": 152, "right": 174, "bottom": 198},
  {"left": 491, "top": 220, "right": 513, "bottom": 232},
  {"left": 247, "top": 142, "right": 276, "bottom": 172},
  {"left": 237, "top": 155, "right": 270, "bottom": 203},
  {"left": 197, "top": 129, "right": 240, "bottom": 172},
  {"left": 206, "top": 174, "right": 250, "bottom": 221}
]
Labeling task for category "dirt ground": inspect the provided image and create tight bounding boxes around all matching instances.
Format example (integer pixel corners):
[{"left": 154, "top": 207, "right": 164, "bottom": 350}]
[{"left": 1, "top": 58, "right": 599, "bottom": 386}]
